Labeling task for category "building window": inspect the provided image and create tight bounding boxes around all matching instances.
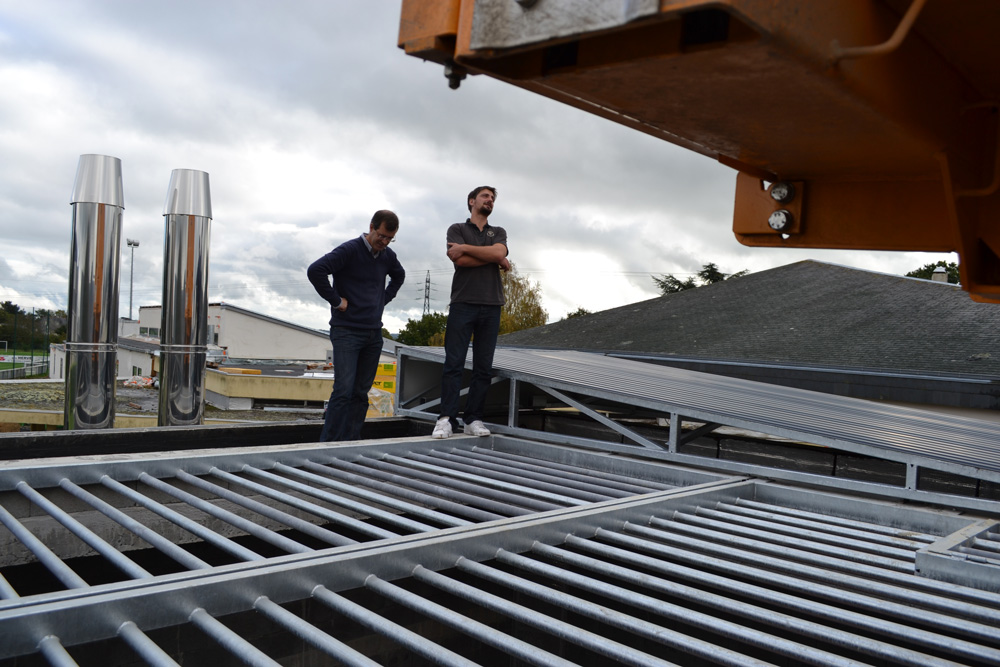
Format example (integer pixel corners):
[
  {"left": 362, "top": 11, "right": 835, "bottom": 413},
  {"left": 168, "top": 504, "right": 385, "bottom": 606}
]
[
  {"left": 149, "top": 328, "right": 159, "bottom": 337},
  {"left": 140, "top": 327, "right": 148, "bottom": 335}
]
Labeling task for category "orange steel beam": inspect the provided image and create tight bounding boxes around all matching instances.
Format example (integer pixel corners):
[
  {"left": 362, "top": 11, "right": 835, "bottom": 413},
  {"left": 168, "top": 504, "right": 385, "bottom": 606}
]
[{"left": 399, "top": 0, "right": 1000, "bottom": 302}]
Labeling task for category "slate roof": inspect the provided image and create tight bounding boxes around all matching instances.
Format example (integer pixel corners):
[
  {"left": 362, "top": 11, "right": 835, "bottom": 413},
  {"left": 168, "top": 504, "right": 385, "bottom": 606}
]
[{"left": 499, "top": 260, "right": 1000, "bottom": 378}]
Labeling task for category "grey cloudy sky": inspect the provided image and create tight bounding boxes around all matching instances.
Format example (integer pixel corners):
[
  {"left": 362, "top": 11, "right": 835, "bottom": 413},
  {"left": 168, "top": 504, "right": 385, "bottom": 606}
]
[{"left": 0, "top": 1, "right": 953, "bottom": 333}]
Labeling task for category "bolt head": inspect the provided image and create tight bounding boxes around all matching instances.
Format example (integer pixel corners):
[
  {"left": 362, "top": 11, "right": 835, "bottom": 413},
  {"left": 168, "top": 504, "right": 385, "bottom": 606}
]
[
  {"left": 768, "top": 209, "right": 793, "bottom": 231},
  {"left": 769, "top": 182, "right": 796, "bottom": 203}
]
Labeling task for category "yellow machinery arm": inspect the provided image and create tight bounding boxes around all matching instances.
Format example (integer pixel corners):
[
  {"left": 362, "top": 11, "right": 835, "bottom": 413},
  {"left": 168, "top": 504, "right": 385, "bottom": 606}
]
[{"left": 399, "top": 0, "right": 1000, "bottom": 302}]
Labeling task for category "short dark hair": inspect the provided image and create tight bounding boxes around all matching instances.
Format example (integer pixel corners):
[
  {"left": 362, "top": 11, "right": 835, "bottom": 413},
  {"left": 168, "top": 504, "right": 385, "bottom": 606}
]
[
  {"left": 467, "top": 186, "right": 497, "bottom": 212},
  {"left": 370, "top": 209, "right": 399, "bottom": 232}
]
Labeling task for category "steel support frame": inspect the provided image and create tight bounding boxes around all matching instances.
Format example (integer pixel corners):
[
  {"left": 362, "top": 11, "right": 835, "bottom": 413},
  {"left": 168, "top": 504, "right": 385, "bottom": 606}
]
[
  {"left": 1, "top": 477, "right": 997, "bottom": 663},
  {"left": 396, "top": 346, "right": 1000, "bottom": 514}
]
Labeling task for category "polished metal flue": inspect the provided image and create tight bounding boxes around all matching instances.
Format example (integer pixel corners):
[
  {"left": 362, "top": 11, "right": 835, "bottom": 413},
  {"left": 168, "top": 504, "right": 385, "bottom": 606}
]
[
  {"left": 64, "top": 154, "right": 124, "bottom": 430},
  {"left": 158, "top": 169, "right": 212, "bottom": 426}
]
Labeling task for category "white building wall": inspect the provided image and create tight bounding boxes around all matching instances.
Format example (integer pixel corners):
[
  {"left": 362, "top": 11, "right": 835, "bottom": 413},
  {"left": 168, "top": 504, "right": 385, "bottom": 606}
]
[
  {"left": 139, "top": 304, "right": 330, "bottom": 361},
  {"left": 48, "top": 344, "right": 65, "bottom": 380},
  {"left": 214, "top": 308, "right": 330, "bottom": 360},
  {"left": 118, "top": 347, "right": 155, "bottom": 378}
]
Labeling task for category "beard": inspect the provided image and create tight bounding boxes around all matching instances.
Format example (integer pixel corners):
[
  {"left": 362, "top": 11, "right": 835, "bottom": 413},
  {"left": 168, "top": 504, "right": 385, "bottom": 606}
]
[{"left": 478, "top": 203, "right": 493, "bottom": 217}]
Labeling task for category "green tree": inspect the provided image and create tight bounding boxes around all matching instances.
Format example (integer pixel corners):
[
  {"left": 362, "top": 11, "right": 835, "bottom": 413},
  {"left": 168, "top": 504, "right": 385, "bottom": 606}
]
[
  {"left": 381, "top": 327, "right": 393, "bottom": 339},
  {"left": 563, "top": 307, "right": 591, "bottom": 320},
  {"left": 652, "top": 262, "right": 749, "bottom": 295},
  {"left": 500, "top": 263, "right": 548, "bottom": 334},
  {"left": 0, "top": 302, "right": 24, "bottom": 316},
  {"left": 906, "top": 260, "right": 960, "bottom": 284},
  {"left": 396, "top": 312, "right": 448, "bottom": 346}
]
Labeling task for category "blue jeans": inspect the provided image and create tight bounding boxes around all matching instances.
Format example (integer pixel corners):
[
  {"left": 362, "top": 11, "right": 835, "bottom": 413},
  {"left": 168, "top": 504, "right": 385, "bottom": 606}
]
[
  {"left": 321, "top": 326, "right": 383, "bottom": 442},
  {"left": 440, "top": 303, "right": 501, "bottom": 427}
]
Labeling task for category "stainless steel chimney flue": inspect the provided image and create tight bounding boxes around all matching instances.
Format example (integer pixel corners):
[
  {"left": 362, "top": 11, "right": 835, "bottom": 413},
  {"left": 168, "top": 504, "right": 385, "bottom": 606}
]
[
  {"left": 158, "top": 169, "right": 212, "bottom": 426},
  {"left": 64, "top": 154, "right": 124, "bottom": 430}
]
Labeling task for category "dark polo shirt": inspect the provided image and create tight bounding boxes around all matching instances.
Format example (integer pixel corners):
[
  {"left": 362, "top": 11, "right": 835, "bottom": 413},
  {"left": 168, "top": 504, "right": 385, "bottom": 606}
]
[{"left": 447, "top": 219, "right": 508, "bottom": 306}]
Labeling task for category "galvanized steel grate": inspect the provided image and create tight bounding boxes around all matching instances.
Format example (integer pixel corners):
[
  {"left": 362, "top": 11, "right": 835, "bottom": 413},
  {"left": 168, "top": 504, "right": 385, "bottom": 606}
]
[
  {"left": 0, "top": 477, "right": 998, "bottom": 665},
  {"left": 0, "top": 439, "right": 696, "bottom": 601}
]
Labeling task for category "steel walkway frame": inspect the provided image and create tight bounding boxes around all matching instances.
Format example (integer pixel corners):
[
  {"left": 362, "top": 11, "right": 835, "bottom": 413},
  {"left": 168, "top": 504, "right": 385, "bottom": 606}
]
[
  {"left": 397, "top": 347, "right": 1000, "bottom": 513},
  {"left": 0, "top": 452, "right": 998, "bottom": 665}
]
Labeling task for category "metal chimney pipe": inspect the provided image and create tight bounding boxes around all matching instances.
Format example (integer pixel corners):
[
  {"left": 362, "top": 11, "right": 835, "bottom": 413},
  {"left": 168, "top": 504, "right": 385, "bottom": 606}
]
[
  {"left": 158, "top": 169, "right": 212, "bottom": 426},
  {"left": 64, "top": 154, "right": 124, "bottom": 430}
]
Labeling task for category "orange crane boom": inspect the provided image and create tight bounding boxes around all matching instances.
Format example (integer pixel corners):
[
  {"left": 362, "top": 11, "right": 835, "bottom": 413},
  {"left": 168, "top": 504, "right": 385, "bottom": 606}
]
[{"left": 399, "top": 0, "right": 1000, "bottom": 302}]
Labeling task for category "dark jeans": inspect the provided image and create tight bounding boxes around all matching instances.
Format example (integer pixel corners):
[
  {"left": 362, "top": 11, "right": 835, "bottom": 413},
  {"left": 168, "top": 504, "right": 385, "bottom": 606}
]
[
  {"left": 321, "top": 326, "right": 383, "bottom": 442},
  {"left": 440, "top": 302, "right": 501, "bottom": 427}
]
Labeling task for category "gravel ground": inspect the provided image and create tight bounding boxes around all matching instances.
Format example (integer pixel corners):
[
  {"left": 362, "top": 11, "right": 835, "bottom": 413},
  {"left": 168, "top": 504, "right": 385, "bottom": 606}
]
[{"left": 0, "top": 381, "right": 320, "bottom": 422}]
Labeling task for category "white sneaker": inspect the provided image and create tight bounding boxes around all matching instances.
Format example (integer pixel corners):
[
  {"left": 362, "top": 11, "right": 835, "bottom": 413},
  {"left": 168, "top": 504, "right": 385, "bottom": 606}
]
[
  {"left": 431, "top": 416, "right": 452, "bottom": 439},
  {"left": 464, "top": 420, "right": 491, "bottom": 437}
]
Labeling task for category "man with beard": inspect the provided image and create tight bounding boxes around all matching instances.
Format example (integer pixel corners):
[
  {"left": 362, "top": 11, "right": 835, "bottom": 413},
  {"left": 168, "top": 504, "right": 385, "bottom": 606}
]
[
  {"left": 432, "top": 186, "right": 511, "bottom": 439},
  {"left": 308, "top": 210, "right": 405, "bottom": 442}
]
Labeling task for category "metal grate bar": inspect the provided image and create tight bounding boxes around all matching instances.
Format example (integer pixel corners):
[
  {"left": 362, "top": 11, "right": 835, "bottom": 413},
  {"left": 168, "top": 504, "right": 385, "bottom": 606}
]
[
  {"left": 689, "top": 504, "right": 922, "bottom": 560},
  {"left": 664, "top": 509, "right": 919, "bottom": 565},
  {"left": 252, "top": 596, "right": 380, "bottom": 667},
  {"left": 297, "top": 458, "right": 498, "bottom": 523},
  {"left": 137, "top": 473, "right": 311, "bottom": 555},
  {"left": 276, "top": 461, "right": 461, "bottom": 530},
  {"left": 593, "top": 528, "right": 1000, "bottom": 658},
  {"left": 438, "top": 447, "right": 656, "bottom": 497},
  {"left": 532, "top": 538, "right": 980, "bottom": 667},
  {"left": 37, "top": 635, "right": 78, "bottom": 667},
  {"left": 246, "top": 465, "right": 418, "bottom": 536},
  {"left": 733, "top": 498, "right": 940, "bottom": 543},
  {"left": 716, "top": 500, "right": 937, "bottom": 549},
  {"left": 0, "top": 571, "right": 17, "bottom": 600},
  {"left": 313, "top": 458, "right": 536, "bottom": 517},
  {"left": 352, "top": 454, "right": 564, "bottom": 513},
  {"left": 378, "top": 452, "right": 590, "bottom": 506},
  {"left": 188, "top": 608, "right": 280, "bottom": 667},
  {"left": 624, "top": 517, "right": 1000, "bottom": 625},
  {"left": 0, "top": 502, "right": 87, "bottom": 590},
  {"left": 100, "top": 476, "right": 264, "bottom": 562},
  {"left": 468, "top": 550, "right": 788, "bottom": 667},
  {"left": 413, "top": 564, "right": 681, "bottom": 667},
  {"left": 465, "top": 446, "right": 672, "bottom": 494},
  {"left": 117, "top": 621, "right": 180, "bottom": 667},
  {"left": 58, "top": 478, "right": 211, "bottom": 571},
  {"left": 206, "top": 468, "right": 363, "bottom": 543},
  {"left": 364, "top": 575, "right": 579, "bottom": 667},
  {"left": 312, "top": 585, "right": 480, "bottom": 667},
  {"left": 497, "top": 545, "right": 855, "bottom": 667},
  {"left": 17, "top": 482, "right": 152, "bottom": 580},
  {"left": 174, "top": 470, "right": 354, "bottom": 548},
  {"left": 408, "top": 450, "right": 620, "bottom": 502}
]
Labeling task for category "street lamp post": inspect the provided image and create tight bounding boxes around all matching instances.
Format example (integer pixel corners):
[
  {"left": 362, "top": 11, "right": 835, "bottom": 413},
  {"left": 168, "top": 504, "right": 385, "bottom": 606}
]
[{"left": 127, "top": 238, "right": 140, "bottom": 320}]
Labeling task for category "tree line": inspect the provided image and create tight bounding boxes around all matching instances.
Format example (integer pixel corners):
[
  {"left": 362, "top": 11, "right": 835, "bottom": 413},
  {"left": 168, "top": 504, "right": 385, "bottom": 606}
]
[{"left": 0, "top": 302, "right": 67, "bottom": 351}]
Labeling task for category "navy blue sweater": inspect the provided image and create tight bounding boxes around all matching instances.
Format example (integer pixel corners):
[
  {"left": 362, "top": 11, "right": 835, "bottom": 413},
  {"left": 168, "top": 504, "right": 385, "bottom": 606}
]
[{"left": 307, "top": 236, "right": 405, "bottom": 329}]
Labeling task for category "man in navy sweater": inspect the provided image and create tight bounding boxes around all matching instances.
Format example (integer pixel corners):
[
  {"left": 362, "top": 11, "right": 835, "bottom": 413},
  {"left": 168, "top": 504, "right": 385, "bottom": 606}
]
[{"left": 308, "top": 210, "right": 405, "bottom": 441}]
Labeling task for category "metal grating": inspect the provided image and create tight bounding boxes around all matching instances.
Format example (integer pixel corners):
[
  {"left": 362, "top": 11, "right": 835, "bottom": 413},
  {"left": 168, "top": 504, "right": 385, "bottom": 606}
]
[
  {"left": 0, "top": 476, "right": 997, "bottom": 666},
  {"left": 397, "top": 347, "right": 1000, "bottom": 510},
  {"left": 0, "top": 438, "right": 721, "bottom": 601}
]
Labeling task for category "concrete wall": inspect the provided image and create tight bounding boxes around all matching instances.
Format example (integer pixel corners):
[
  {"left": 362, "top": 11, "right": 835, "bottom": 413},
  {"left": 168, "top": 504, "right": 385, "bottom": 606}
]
[{"left": 140, "top": 305, "right": 330, "bottom": 361}]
